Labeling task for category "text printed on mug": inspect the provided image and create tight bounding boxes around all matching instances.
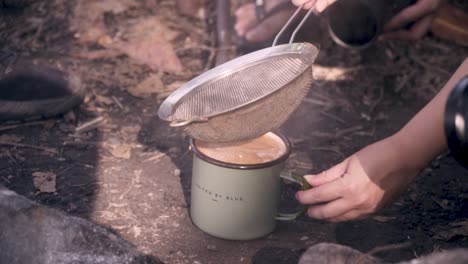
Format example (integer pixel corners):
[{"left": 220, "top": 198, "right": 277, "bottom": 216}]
[{"left": 194, "top": 183, "right": 244, "bottom": 203}]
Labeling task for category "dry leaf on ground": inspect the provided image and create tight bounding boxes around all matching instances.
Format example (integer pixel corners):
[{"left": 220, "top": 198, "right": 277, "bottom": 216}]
[
  {"left": 133, "top": 226, "right": 142, "bottom": 238},
  {"left": 71, "top": 0, "right": 137, "bottom": 43},
  {"left": 128, "top": 74, "right": 165, "bottom": 98},
  {"left": 71, "top": 1, "right": 182, "bottom": 72},
  {"left": 32, "top": 171, "right": 56, "bottom": 193},
  {"left": 110, "top": 144, "right": 133, "bottom": 159},
  {"left": 312, "top": 65, "right": 349, "bottom": 81},
  {"left": 95, "top": 94, "right": 114, "bottom": 105},
  {"left": 432, "top": 221, "right": 468, "bottom": 240},
  {"left": 110, "top": 17, "right": 183, "bottom": 73}
]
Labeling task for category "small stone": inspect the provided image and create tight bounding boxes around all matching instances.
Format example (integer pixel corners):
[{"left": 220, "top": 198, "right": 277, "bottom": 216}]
[
  {"left": 207, "top": 245, "right": 217, "bottom": 251},
  {"left": 58, "top": 123, "right": 72, "bottom": 133},
  {"left": 64, "top": 110, "right": 77, "bottom": 124},
  {"left": 173, "top": 169, "right": 181, "bottom": 177},
  {"left": 442, "top": 199, "right": 449, "bottom": 206},
  {"left": 300, "top": 236, "right": 309, "bottom": 241},
  {"left": 360, "top": 113, "right": 371, "bottom": 121}
]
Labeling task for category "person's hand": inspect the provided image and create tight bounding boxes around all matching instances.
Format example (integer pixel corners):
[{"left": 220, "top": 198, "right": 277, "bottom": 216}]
[
  {"left": 291, "top": 0, "right": 336, "bottom": 13},
  {"left": 295, "top": 58, "right": 468, "bottom": 223},
  {"left": 296, "top": 136, "right": 422, "bottom": 222},
  {"left": 381, "top": 0, "right": 445, "bottom": 41}
]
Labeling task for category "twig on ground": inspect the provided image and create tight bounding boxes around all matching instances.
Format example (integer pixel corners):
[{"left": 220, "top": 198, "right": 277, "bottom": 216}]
[
  {"left": 303, "top": 97, "right": 331, "bottom": 107},
  {"left": 354, "top": 127, "right": 376, "bottom": 137},
  {"left": 56, "top": 165, "right": 75, "bottom": 177},
  {"left": 204, "top": 47, "right": 217, "bottom": 71},
  {"left": 409, "top": 53, "right": 451, "bottom": 76},
  {"left": 1, "top": 176, "right": 11, "bottom": 184},
  {"left": 394, "top": 69, "right": 416, "bottom": 93},
  {"left": 423, "top": 39, "right": 452, "bottom": 53},
  {"left": 0, "top": 120, "right": 54, "bottom": 132},
  {"left": 119, "top": 184, "right": 133, "bottom": 200},
  {"left": 0, "top": 141, "right": 57, "bottom": 154},
  {"left": 112, "top": 96, "right": 124, "bottom": 109},
  {"left": 63, "top": 140, "right": 101, "bottom": 147},
  {"left": 335, "top": 125, "right": 363, "bottom": 138},
  {"left": 5, "top": 150, "right": 18, "bottom": 165},
  {"left": 75, "top": 116, "right": 105, "bottom": 133},
  {"left": 290, "top": 138, "right": 305, "bottom": 145},
  {"left": 369, "top": 84, "right": 384, "bottom": 114},
  {"left": 71, "top": 181, "right": 101, "bottom": 188},
  {"left": 70, "top": 49, "right": 123, "bottom": 60},
  {"left": 309, "top": 131, "right": 337, "bottom": 138},
  {"left": 320, "top": 111, "right": 347, "bottom": 124},
  {"left": 144, "top": 153, "right": 166, "bottom": 163}
]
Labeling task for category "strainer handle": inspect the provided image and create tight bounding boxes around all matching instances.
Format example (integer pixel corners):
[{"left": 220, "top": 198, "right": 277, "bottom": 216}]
[{"left": 272, "top": 4, "right": 316, "bottom": 47}]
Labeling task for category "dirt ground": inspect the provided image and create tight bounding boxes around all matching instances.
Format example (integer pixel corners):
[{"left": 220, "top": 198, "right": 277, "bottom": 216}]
[{"left": 1, "top": 0, "right": 468, "bottom": 263}]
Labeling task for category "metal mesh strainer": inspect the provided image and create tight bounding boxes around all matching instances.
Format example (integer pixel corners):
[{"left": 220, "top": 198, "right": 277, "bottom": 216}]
[{"left": 158, "top": 5, "right": 318, "bottom": 143}]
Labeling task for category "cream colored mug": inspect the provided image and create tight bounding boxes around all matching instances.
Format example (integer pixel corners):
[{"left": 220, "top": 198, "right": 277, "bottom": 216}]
[{"left": 189, "top": 132, "right": 311, "bottom": 240}]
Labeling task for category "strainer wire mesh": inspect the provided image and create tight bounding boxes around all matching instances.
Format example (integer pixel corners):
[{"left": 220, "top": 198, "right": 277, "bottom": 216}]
[{"left": 172, "top": 56, "right": 310, "bottom": 121}]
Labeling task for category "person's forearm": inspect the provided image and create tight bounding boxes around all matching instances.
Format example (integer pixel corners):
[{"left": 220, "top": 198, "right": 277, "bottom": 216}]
[{"left": 393, "top": 58, "right": 468, "bottom": 170}]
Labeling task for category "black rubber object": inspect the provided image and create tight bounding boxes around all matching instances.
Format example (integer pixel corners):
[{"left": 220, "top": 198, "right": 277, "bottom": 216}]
[
  {"left": 445, "top": 76, "right": 468, "bottom": 168},
  {"left": 326, "top": 0, "right": 416, "bottom": 48},
  {"left": 0, "top": 64, "right": 84, "bottom": 121}
]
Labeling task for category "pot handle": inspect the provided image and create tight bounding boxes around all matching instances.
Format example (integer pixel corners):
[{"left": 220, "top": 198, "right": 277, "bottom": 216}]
[{"left": 275, "top": 169, "right": 311, "bottom": 221}]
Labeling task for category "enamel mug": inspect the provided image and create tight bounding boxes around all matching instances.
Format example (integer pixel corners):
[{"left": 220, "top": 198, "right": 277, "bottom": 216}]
[{"left": 189, "top": 132, "right": 310, "bottom": 240}]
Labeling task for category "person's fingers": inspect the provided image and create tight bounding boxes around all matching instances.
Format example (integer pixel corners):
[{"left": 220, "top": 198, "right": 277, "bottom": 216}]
[
  {"left": 234, "top": 3, "right": 257, "bottom": 37},
  {"left": 384, "top": 0, "right": 438, "bottom": 31},
  {"left": 244, "top": 6, "right": 296, "bottom": 42},
  {"left": 291, "top": 0, "right": 309, "bottom": 7},
  {"left": 296, "top": 175, "right": 345, "bottom": 204},
  {"left": 314, "top": 0, "right": 336, "bottom": 13},
  {"left": 291, "top": 0, "right": 317, "bottom": 10},
  {"left": 304, "top": 158, "right": 349, "bottom": 187},
  {"left": 380, "top": 14, "right": 434, "bottom": 41},
  {"left": 306, "top": 198, "right": 352, "bottom": 219}
]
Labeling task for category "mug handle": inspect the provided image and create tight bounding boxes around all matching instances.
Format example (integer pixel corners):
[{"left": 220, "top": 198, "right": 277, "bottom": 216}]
[{"left": 275, "top": 169, "right": 312, "bottom": 221}]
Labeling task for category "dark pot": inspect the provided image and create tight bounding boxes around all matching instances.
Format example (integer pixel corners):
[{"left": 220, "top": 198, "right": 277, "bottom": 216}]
[
  {"left": 445, "top": 76, "right": 468, "bottom": 168},
  {"left": 326, "top": 0, "right": 416, "bottom": 49}
]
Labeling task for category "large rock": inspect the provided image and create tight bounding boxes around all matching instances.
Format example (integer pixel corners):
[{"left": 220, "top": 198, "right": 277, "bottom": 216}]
[
  {"left": 299, "top": 243, "right": 383, "bottom": 264},
  {"left": 0, "top": 185, "right": 162, "bottom": 264},
  {"left": 299, "top": 243, "right": 468, "bottom": 264}
]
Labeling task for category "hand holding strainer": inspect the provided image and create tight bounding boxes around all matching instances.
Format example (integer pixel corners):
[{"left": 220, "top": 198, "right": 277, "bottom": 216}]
[{"left": 158, "top": 5, "right": 318, "bottom": 143}]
